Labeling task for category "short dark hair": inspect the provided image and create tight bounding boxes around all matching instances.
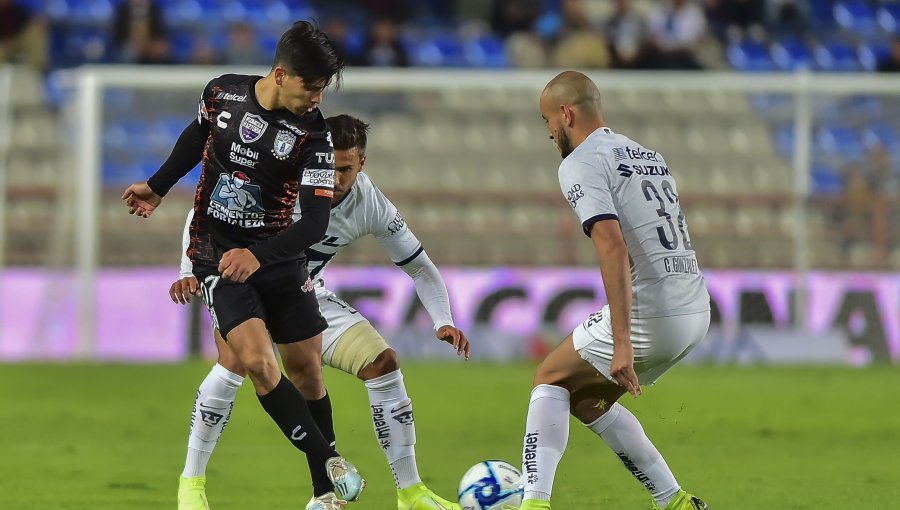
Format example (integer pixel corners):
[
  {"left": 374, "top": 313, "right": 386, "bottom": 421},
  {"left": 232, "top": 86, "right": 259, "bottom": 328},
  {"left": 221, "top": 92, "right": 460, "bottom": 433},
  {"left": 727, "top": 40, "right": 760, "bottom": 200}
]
[
  {"left": 274, "top": 21, "right": 345, "bottom": 88},
  {"left": 326, "top": 114, "right": 370, "bottom": 153}
]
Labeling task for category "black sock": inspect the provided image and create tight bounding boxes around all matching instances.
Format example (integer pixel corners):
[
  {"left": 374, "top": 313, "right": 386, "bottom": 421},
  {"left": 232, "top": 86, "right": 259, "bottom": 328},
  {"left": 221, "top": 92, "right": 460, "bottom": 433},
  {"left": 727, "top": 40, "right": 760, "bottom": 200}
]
[
  {"left": 257, "top": 375, "right": 337, "bottom": 464},
  {"left": 307, "top": 393, "right": 338, "bottom": 496}
]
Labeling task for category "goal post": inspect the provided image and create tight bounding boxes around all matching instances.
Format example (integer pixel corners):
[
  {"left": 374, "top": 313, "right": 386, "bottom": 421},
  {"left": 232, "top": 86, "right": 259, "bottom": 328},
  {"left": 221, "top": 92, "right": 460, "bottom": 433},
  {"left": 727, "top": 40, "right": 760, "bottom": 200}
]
[{"left": 51, "top": 66, "right": 900, "bottom": 359}]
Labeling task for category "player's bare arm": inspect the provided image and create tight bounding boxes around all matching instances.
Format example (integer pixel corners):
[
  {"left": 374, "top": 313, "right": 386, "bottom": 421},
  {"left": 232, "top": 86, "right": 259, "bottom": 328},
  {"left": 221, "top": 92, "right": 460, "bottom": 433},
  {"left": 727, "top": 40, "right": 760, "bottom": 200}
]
[
  {"left": 169, "top": 276, "right": 199, "bottom": 304},
  {"left": 436, "top": 325, "right": 470, "bottom": 360},
  {"left": 590, "top": 219, "right": 641, "bottom": 397},
  {"left": 122, "top": 182, "right": 162, "bottom": 218}
]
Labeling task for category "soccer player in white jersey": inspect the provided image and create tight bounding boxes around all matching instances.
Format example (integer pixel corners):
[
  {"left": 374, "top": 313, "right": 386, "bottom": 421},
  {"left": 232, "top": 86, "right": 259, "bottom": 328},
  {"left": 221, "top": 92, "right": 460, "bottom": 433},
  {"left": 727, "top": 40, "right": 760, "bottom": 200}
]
[
  {"left": 504, "top": 72, "right": 712, "bottom": 510},
  {"left": 171, "top": 114, "right": 470, "bottom": 510}
]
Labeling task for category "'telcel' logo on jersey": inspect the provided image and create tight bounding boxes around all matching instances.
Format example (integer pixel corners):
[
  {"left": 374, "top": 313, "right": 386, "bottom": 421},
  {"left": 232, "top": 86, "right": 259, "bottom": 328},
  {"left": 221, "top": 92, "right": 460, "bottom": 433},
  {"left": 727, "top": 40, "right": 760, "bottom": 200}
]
[{"left": 614, "top": 146, "right": 660, "bottom": 162}]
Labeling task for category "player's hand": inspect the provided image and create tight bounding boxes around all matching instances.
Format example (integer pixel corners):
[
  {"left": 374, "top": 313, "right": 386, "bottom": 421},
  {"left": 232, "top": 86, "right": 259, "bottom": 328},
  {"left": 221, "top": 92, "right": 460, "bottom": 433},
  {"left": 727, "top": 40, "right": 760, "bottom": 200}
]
[
  {"left": 218, "top": 248, "right": 260, "bottom": 283},
  {"left": 122, "top": 182, "right": 162, "bottom": 218},
  {"left": 610, "top": 342, "right": 641, "bottom": 398},
  {"left": 169, "top": 276, "right": 200, "bottom": 304},
  {"left": 436, "top": 325, "right": 470, "bottom": 360}
]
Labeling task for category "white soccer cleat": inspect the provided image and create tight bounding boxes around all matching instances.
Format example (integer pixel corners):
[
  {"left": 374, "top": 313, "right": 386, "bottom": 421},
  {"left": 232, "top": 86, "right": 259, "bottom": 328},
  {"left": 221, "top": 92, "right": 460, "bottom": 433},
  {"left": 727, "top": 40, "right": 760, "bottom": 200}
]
[
  {"left": 325, "top": 456, "right": 366, "bottom": 502},
  {"left": 305, "top": 491, "right": 348, "bottom": 510}
]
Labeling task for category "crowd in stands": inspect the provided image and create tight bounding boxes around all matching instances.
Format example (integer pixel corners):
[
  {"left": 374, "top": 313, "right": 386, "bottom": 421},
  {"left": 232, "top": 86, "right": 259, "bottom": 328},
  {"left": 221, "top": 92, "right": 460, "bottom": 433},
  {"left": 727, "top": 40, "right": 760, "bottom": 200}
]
[{"left": 1, "top": 0, "right": 900, "bottom": 72}]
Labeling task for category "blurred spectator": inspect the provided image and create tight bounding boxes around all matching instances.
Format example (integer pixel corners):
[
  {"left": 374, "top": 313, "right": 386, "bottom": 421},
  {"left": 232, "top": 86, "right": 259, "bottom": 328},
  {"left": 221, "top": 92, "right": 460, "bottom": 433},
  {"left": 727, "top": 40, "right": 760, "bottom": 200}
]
[
  {"left": 223, "top": 22, "right": 266, "bottom": 66},
  {"left": 877, "top": 37, "right": 900, "bottom": 73},
  {"left": 644, "top": 0, "right": 708, "bottom": 69},
  {"left": 840, "top": 167, "right": 875, "bottom": 256},
  {"left": 358, "top": 0, "right": 412, "bottom": 23},
  {"left": 766, "top": 0, "right": 809, "bottom": 36},
  {"left": 190, "top": 39, "right": 222, "bottom": 66},
  {"left": 604, "top": 0, "right": 647, "bottom": 68},
  {"left": 550, "top": 0, "right": 610, "bottom": 69},
  {"left": 704, "top": 0, "right": 765, "bottom": 42},
  {"left": 491, "top": 0, "right": 541, "bottom": 37},
  {"left": 505, "top": 32, "right": 547, "bottom": 67},
  {"left": 323, "top": 17, "right": 365, "bottom": 66},
  {"left": 0, "top": 0, "right": 48, "bottom": 71},
  {"left": 360, "top": 17, "right": 409, "bottom": 67},
  {"left": 111, "top": 0, "right": 171, "bottom": 64}
]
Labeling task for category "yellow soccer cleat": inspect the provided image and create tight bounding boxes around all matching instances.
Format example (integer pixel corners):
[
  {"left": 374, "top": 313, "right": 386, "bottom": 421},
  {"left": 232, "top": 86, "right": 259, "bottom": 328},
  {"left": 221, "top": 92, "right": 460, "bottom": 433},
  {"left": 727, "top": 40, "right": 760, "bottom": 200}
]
[
  {"left": 397, "top": 483, "right": 461, "bottom": 510},
  {"left": 177, "top": 476, "right": 210, "bottom": 510},
  {"left": 652, "top": 489, "right": 710, "bottom": 510},
  {"left": 501, "top": 500, "right": 550, "bottom": 510}
]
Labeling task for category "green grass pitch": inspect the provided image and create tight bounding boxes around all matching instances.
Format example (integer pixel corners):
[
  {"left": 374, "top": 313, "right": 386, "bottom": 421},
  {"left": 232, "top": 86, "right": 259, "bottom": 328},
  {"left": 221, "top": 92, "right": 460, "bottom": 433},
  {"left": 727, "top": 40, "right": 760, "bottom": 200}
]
[{"left": 0, "top": 361, "right": 898, "bottom": 509}]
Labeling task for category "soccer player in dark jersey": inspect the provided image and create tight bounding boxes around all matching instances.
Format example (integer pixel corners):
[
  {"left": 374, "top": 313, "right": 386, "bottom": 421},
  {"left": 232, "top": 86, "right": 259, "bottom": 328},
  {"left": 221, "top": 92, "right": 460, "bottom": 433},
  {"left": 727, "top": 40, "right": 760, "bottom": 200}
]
[{"left": 121, "top": 21, "right": 366, "bottom": 510}]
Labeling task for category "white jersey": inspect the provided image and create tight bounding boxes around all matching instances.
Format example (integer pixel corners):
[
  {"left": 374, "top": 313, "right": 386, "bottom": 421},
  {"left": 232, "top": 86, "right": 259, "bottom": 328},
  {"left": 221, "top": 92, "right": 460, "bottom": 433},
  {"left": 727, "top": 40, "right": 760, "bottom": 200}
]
[
  {"left": 558, "top": 127, "right": 709, "bottom": 318},
  {"left": 300, "top": 172, "right": 423, "bottom": 288}
]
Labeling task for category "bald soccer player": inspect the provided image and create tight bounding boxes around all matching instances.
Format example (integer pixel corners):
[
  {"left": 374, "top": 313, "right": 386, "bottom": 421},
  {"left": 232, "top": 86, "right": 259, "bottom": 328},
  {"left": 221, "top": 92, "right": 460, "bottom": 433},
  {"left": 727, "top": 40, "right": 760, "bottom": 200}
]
[{"left": 503, "top": 72, "right": 711, "bottom": 510}]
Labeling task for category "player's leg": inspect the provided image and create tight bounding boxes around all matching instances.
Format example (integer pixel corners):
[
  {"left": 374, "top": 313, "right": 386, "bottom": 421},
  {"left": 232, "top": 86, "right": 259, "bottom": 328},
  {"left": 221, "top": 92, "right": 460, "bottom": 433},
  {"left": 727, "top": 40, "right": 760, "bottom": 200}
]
[
  {"left": 335, "top": 326, "right": 459, "bottom": 510},
  {"left": 511, "top": 335, "right": 604, "bottom": 510},
  {"left": 279, "top": 336, "right": 339, "bottom": 500},
  {"left": 260, "top": 268, "right": 365, "bottom": 503},
  {"left": 565, "top": 309, "right": 711, "bottom": 510},
  {"left": 178, "top": 330, "right": 245, "bottom": 510}
]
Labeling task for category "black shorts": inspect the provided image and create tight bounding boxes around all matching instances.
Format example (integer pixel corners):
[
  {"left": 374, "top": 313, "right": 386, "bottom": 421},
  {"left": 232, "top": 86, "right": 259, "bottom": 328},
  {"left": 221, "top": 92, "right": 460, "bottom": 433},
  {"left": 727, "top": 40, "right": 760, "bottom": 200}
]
[{"left": 194, "top": 260, "right": 327, "bottom": 344}]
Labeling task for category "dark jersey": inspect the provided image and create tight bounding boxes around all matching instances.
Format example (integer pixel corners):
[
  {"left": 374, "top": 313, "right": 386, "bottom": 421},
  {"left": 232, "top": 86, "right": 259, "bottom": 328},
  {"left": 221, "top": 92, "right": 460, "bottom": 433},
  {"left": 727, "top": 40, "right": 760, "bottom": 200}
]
[{"left": 147, "top": 74, "right": 335, "bottom": 268}]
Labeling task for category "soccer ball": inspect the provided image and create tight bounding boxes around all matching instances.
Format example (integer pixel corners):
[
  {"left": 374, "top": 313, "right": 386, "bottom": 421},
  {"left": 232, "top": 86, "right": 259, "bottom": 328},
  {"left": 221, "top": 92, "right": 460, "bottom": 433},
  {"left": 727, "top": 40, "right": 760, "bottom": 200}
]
[{"left": 457, "top": 460, "right": 524, "bottom": 510}]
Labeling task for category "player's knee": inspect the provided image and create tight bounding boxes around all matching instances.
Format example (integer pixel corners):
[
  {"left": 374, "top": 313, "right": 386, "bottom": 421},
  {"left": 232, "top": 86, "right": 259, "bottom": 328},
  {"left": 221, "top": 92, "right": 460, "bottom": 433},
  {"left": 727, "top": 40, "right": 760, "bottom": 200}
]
[
  {"left": 286, "top": 365, "right": 324, "bottom": 395},
  {"left": 369, "top": 348, "right": 400, "bottom": 377},
  {"left": 534, "top": 360, "right": 567, "bottom": 388},
  {"left": 216, "top": 348, "right": 246, "bottom": 376},
  {"left": 241, "top": 354, "right": 281, "bottom": 383}
]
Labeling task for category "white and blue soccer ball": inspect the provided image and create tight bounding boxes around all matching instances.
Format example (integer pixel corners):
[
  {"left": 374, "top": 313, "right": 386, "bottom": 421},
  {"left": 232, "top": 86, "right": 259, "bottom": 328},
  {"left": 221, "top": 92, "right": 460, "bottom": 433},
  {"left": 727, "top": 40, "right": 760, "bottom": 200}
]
[{"left": 457, "top": 460, "right": 524, "bottom": 510}]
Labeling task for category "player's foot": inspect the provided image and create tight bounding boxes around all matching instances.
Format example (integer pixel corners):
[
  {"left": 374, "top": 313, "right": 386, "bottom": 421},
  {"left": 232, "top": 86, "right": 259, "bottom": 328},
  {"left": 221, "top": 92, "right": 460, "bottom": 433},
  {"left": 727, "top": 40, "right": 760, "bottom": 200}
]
[
  {"left": 325, "top": 456, "right": 366, "bottom": 502},
  {"left": 652, "top": 490, "right": 710, "bottom": 510},
  {"left": 177, "top": 476, "right": 210, "bottom": 510},
  {"left": 501, "top": 500, "right": 550, "bottom": 510},
  {"left": 397, "top": 483, "right": 461, "bottom": 510},
  {"left": 306, "top": 492, "right": 348, "bottom": 510}
]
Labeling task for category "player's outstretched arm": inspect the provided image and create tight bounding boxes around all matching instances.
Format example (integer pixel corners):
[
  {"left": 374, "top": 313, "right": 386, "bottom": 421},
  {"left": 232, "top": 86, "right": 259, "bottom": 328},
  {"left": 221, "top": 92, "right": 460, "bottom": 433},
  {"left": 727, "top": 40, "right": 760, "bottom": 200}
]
[
  {"left": 122, "top": 182, "right": 162, "bottom": 218},
  {"left": 589, "top": 219, "right": 641, "bottom": 397}
]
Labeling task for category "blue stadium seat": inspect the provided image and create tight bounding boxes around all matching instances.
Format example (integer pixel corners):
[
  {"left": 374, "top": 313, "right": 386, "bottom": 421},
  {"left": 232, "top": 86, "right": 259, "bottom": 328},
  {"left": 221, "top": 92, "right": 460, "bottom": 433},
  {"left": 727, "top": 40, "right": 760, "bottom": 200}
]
[
  {"left": 877, "top": 3, "right": 900, "bottom": 33},
  {"left": 862, "top": 124, "right": 899, "bottom": 150},
  {"left": 727, "top": 41, "right": 776, "bottom": 71},
  {"left": 774, "top": 124, "right": 795, "bottom": 158},
  {"left": 857, "top": 41, "right": 890, "bottom": 71},
  {"left": 814, "top": 41, "right": 861, "bottom": 71},
  {"left": 817, "top": 125, "right": 867, "bottom": 160},
  {"left": 411, "top": 35, "right": 468, "bottom": 67},
  {"left": 164, "top": 0, "right": 204, "bottom": 26},
  {"left": 834, "top": 0, "right": 878, "bottom": 35},
  {"left": 811, "top": 165, "right": 844, "bottom": 194},
  {"left": 771, "top": 37, "right": 815, "bottom": 70},
  {"left": 809, "top": 0, "right": 838, "bottom": 29},
  {"left": 169, "top": 31, "right": 196, "bottom": 62},
  {"left": 464, "top": 36, "right": 507, "bottom": 68}
]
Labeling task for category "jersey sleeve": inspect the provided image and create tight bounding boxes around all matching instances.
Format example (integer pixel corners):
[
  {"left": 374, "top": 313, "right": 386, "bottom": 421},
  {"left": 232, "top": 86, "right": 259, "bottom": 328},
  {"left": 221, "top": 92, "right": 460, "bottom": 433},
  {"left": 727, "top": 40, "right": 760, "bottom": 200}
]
[
  {"left": 146, "top": 78, "right": 214, "bottom": 197},
  {"left": 372, "top": 185, "right": 423, "bottom": 266},
  {"left": 179, "top": 208, "right": 194, "bottom": 278},
  {"left": 248, "top": 130, "right": 334, "bottom": 265},
  {"left": 558, "top": 156, "right": 618, "bottom": 237}
]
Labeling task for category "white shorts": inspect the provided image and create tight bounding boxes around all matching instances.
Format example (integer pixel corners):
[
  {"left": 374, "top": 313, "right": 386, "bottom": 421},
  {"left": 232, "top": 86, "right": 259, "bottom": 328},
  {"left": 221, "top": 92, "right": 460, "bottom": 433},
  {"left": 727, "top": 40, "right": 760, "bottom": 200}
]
[
  {"left": 316, "top": 288, "right": 369, "bottom": 366},
  {"left": 572, "top": 305, "right": 710, "bottom": 386}
]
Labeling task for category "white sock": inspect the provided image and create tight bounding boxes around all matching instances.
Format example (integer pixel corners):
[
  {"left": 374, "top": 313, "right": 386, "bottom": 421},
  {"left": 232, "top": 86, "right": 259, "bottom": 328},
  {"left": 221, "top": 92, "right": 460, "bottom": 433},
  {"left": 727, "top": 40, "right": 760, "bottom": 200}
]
[
  {"left": 521, "top": 384, "right": 570, "bottom": 502},
  {"left": 364, "top": 370, "right": 421, "bottom": 490},
  {"left": 588, "top": 403, "right": 680, "bottom": 507},
  {"left": 182, "top": 363, "right": 244, "bottom": 478}
]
